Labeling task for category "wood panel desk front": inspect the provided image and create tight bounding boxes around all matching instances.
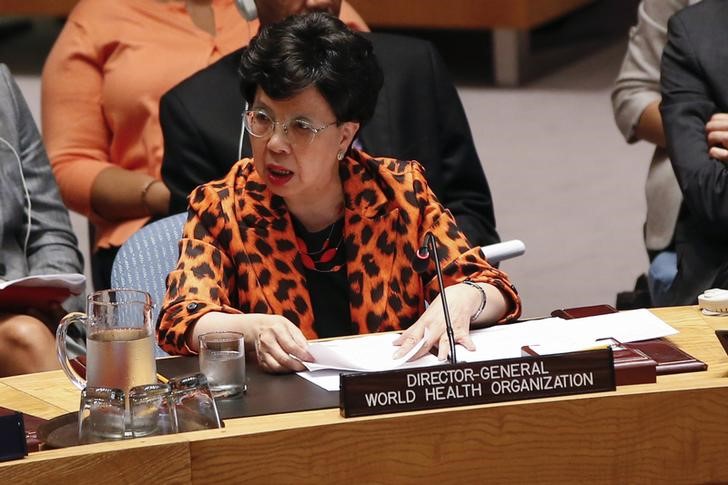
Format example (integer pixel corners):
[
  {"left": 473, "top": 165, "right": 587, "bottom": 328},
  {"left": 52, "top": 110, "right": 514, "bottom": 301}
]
[{"left": 1, "top": 306, "right": 728, "bottom": 484}]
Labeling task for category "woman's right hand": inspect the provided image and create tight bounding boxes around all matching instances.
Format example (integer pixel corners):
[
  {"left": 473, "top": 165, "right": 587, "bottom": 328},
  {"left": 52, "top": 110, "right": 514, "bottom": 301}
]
[
  {"left": 253, "top": 314, "right": 314, "bottom": 373},
  {"left": 192, "top": 311, "right": 314, "bottom": 374}
]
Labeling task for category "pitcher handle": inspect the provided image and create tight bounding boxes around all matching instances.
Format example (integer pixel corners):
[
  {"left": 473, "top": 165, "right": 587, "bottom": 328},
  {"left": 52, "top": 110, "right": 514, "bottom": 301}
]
[{"left": 56, "top": 312, "right": 87, "bottom": 390}]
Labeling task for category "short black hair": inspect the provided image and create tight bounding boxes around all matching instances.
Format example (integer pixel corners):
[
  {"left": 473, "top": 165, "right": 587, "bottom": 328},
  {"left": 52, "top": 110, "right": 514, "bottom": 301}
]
[{"left": 239, "top": 12, "right": 383, "bottom": 125}]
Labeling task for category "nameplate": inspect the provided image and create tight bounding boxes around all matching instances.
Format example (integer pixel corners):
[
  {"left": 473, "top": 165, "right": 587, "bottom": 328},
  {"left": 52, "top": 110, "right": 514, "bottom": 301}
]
[{"left": 339, "top": 348, "right": 615, "bottom": 418}]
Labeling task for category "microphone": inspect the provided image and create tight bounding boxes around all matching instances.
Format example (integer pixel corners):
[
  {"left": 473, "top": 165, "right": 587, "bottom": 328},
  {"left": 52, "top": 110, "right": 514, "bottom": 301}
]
[{"left": 413, "top": 232, "right": 458, "bottom": 364}]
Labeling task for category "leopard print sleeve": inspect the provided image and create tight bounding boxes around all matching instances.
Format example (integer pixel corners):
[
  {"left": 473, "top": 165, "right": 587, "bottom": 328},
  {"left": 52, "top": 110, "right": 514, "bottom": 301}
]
[
  {"left": 157, "top": 184, "right": 242, "bottom": 355},
  {"left": 409, "top": 162, "right": 521, "bottom": 323}
]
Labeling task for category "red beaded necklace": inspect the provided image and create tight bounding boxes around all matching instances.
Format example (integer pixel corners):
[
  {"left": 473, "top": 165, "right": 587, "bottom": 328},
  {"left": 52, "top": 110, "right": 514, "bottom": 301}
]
[{"left": 295, "top": 219, "right": 345, "bottom": 272}]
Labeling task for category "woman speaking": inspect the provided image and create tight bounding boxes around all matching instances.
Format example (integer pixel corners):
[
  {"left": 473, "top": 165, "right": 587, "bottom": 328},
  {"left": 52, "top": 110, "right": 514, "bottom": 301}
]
[{"left": 157, "top": 12, "right": 521, "bottom": 372}]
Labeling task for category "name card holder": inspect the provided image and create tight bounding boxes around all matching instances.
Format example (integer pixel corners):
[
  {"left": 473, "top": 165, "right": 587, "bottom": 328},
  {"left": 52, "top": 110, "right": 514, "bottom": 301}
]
[{"left": 339, "top": 348, "right": 615, "bottom": 418}]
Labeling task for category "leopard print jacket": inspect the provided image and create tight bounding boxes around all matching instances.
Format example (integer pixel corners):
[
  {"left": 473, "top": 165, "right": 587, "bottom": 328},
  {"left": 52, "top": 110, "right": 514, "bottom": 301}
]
[{"left": 157, "top": 149, "right": 521, "bottom": 354}]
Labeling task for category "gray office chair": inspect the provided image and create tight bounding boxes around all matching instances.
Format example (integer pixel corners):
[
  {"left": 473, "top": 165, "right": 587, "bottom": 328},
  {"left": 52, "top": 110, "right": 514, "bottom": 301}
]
[{"left": 111, "top": 212, "right": 187, "bottom": 357}]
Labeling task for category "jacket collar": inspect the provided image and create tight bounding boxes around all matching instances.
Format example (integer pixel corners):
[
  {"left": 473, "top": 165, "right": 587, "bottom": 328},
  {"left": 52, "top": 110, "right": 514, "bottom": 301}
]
[
  {"left": 234, "top": 150, "right": 399, "bottom": 336},
  {"left": 236, "top": 150, "right": 393, "bottom": 224}
]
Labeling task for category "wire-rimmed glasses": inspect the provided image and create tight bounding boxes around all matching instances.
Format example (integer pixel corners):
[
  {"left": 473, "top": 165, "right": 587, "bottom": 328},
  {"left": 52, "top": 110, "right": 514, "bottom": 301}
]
[{"left": 244, "top": 109, "right": 336, "bottom": 146}]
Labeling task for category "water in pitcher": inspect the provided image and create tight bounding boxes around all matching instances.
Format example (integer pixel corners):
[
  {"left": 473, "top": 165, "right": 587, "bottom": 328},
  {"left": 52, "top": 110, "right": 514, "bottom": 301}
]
[{"left": 86, "top": 327, "right": 157, "bottom": 396}]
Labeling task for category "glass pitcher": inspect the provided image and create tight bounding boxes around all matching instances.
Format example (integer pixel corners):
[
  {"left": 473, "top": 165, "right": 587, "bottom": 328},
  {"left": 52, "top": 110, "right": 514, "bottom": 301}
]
[{"left": 56, "top": 289, "right": 157, "bottom": 395}]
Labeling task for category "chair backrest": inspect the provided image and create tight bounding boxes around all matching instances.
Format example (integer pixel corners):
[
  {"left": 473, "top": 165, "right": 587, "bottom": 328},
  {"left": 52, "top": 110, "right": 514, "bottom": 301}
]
[{"left": 110, "top": 212, "right": 187, "bottom": 357}]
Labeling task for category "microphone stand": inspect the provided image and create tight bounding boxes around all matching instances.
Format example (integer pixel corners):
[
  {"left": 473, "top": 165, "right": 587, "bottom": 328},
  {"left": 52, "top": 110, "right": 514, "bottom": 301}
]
[{"left": 423, "top": 232, "right": 458, "bottom": 365}]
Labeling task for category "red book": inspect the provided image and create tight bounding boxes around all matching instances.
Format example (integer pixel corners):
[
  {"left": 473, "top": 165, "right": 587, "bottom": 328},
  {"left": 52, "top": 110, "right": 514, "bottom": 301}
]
[
  {"left": 0, "top": 273, "right": 85, "bottom": 311},
  {"left": 551, "top": 304, "right": 706, "bottom": 376}
]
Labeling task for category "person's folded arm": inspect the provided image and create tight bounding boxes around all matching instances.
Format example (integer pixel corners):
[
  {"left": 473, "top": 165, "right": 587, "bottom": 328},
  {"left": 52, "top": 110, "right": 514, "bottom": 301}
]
[
  {"left": 611, "top": 0, "right": 687, "bottom": 147},
  {"left": 661, "top": 13, "right": 728, "bottom": 238},
  {"left": 706, "top": 112, "right": 728, "bottom": 162}
]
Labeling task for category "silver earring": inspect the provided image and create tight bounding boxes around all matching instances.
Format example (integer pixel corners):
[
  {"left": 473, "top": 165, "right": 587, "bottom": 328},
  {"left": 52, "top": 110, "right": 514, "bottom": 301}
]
[{"left": 337, "top": 151, "right": 345, "bottom": 161}]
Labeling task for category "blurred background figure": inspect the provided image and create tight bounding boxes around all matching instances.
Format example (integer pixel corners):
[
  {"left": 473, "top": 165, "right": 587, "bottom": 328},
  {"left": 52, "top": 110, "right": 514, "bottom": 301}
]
[
  {"left": 0, "top": 63, "right": 84, "bottom": 376},
  {"left": 611, "top": 0, "right": 698, "bottom": 307},
  {"left": 660, "top": 0, "right": 728, "bottom": 305},
  {"left": 41, "top": 0, "right": 367, "bottom": 290},
  {"left": 612, "top": 0, "right": 728, "bottom": 307}
]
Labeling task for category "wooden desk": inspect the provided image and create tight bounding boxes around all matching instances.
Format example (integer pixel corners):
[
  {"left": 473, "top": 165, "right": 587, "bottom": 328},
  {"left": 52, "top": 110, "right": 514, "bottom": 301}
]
[{"left": 2, "top": 306, "right": 728, "bottom": 483}]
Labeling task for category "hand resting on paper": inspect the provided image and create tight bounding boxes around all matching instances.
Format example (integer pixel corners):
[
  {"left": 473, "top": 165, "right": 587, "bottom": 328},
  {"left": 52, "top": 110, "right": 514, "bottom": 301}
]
[{"left": 393, "top": 282, "right": 508, "bottom": 361}]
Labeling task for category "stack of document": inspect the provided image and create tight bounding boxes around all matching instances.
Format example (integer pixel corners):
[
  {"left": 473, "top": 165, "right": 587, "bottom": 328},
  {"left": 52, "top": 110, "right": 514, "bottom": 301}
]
[{"left": 297, "top": 309, "right": 677, "bottom": 391}]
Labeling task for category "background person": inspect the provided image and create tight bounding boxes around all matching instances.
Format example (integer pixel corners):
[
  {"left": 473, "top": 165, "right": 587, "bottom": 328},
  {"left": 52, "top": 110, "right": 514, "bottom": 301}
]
[
  {"left": 611, "top": 0, "right": 728, "bottom": 306},
  {"left": 660, "top": 0, "right": 728, "bottom": 304},
  {"left": 160, "top": 0, "right": 499, "bottom": 247},
  {"left": 157, "top": 13, "right": 520, "bottom": 373},
  {"left": 41, "top": 0, "right": 367, "bottom": 290},
  {"left": 611, "top": 0, "right": 696, "bottom": 306},
  {"left": 0, "top": 64, "right": 84, "bottom": 376}
]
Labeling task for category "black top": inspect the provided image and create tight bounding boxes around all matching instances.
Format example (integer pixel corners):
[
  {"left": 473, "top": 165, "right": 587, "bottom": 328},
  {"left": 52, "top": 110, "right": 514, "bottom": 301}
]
[{"left": 291, "top": 217, "right": 354, "bottom": 338}]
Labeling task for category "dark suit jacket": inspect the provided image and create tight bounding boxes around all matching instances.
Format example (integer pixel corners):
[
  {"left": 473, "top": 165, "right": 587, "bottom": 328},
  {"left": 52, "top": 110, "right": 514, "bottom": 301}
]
[
  {"left": 660, "top": 0, "right": 728, "bottom": 304},
  {"left": 160, "top": 32, "right": 499, "bottom": 246}
]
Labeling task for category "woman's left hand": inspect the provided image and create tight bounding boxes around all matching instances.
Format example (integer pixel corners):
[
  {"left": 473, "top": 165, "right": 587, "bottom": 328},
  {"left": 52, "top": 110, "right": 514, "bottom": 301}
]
[{"left": 392, "top": 283, "right": 482, "bottom": 361}]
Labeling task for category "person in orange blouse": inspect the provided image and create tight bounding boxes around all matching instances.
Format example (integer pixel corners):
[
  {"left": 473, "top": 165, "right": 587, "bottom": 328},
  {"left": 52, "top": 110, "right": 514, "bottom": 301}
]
[
  {"left": 157, "top": 13, "right": 521, "bottom": 373},
  {"left": 41, "top": 0, "right": 367, "bottom": 290}
]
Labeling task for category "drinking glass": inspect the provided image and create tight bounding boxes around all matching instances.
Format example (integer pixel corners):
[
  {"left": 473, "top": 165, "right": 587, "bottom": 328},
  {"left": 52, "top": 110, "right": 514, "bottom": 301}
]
[
  {"left": 199, "top": 331, "right": 246, "bottom": 398},
  {"left": 128, "top": 384, "right": 178, "bottom": 438},
  {"left": 57, "top": 289, "right": 157, "bottom": 400},
  {"left": 169, "top": 373, "right": 221, "bottom": 432},
  {"left": 78, "top": 387, "right": 126, "bottom": 444}
]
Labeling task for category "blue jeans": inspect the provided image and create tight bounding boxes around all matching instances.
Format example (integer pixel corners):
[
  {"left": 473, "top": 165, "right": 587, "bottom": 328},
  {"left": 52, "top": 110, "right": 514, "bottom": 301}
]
[{"left": 648, "top": 250, "right": 677, "bottom": 307}]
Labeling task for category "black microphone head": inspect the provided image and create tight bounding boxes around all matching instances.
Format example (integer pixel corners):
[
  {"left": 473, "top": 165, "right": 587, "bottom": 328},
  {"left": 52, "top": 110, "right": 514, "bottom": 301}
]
[{"left": 413, "top": 246, "right": 430, "bottom": 274}]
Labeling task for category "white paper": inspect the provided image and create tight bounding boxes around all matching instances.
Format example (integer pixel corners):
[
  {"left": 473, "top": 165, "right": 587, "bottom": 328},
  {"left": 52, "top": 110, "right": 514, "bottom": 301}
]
[
  {"left": 0, "top": 273, "right": 86, "bottom": 294},
  {"left": 300, "top": 330, "right": 429, "bottom": 372},
  {"left": 454, "top": 309, "right": 677, "bottom": 363},
  {"left": 297, "top": 354, "right": 445, "bottom": 391},
  {"left": 297, "top": 309, "right": 678, "bottom": 391}
]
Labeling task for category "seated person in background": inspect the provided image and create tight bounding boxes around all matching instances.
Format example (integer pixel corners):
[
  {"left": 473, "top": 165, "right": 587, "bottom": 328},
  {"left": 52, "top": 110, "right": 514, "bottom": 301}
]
[
  {"left": 611, "top": 0, "right": 697, "bottom": 306},
  {"left": 161, "top": 0, "right": 499, "bottom": 247},
  {"left": 612, "top": 0, "right": 728, "bottom": 307},
  {"left": 41, "top": 0, "right": 367, "bottom": 290},
  {"left": 0, "top": 64, "right": 84, "bottom": 376},
  {"left": 660, "top": 0, "right": 728, "bottom": 304},
  {"left": 157, "top": 13, "right": 521, "bottom": 373}
]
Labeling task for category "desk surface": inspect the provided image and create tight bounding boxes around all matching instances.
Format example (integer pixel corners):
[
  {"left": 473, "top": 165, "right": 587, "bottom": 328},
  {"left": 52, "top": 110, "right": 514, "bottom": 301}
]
[{"left": 2, "top": 306, "right": 728, "bottom": 484}]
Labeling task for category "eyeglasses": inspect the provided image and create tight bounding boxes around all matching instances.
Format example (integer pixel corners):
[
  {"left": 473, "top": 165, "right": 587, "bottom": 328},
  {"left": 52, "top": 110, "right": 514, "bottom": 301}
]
[{"left": 244, "top": 109, "right": 336, "bottom": 146}]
